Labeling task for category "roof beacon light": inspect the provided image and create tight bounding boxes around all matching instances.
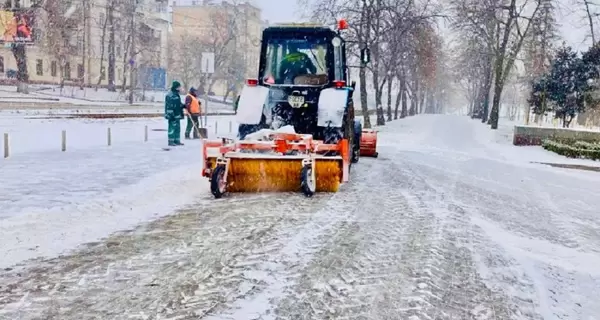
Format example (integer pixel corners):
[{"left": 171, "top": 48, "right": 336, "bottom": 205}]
[
  {"left": 333, "top": 80, "right": 346, "bottom": 88},
  {"left": 337, "top": 19, "right": 348, "bottom": 30}
]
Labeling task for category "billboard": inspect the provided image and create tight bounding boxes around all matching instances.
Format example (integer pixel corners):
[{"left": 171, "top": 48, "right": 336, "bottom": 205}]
[{"left": 0, "top": 9, "right": 34, "bottom": 44}]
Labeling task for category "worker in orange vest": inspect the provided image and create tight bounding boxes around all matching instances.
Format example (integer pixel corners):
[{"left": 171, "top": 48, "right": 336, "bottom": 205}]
[{"left": 184, "top": 87, "right": 202, "bottom": 139}]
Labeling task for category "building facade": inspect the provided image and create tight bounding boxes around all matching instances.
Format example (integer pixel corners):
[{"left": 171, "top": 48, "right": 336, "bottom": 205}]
[{"left": 0, "top": 0, "right": 170, "bottom": 89}]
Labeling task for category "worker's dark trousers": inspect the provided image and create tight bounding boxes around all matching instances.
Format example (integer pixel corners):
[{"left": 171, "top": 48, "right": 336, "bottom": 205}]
[{"left": 185, "top": 114, "right": 200, "bottom": 139}]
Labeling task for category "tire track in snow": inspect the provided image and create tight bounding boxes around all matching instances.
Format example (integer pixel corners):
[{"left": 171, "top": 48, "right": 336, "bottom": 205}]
[
  {"left": 0, "top": 191, "right": 335, "bottom": 319},
  {"left": 200, "top": 158, "right": 383, "bottom": 319},
  {"left": 402, "top": 154, "right": 543, "bottom": 320},
  {"left": 268, "top": 153, "right": 449, "bottom": 319}
]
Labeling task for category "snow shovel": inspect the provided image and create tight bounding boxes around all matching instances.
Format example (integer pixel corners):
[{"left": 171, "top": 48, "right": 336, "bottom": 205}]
[{"left": 194, "top": 114, "right": 208, "bottom": 139}]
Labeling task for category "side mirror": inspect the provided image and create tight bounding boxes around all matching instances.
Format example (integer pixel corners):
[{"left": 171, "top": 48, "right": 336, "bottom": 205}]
[
  {"left": 360, "top": 47, "right": 371, "bottom": 65},
  {"left": 351, "top": 81, "right": 356, "bottom": 90}
]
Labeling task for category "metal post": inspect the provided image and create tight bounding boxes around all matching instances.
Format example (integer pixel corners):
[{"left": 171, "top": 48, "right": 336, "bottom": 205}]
[
  {"left": 204, "top": 74, "right": 209, "bottom": 128},
  {"left": 3, "top": 133, "right": 8, "bottom": 158}
]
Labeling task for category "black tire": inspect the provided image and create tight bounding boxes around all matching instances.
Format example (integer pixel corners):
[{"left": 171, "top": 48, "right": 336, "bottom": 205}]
[
  {"left": 300, "top": 165, "right": 315, "bottom": 197},
  {"left": 210, "top": 165, "right": 227, "bottom": 198},
  {"left": 352, "top": 120, "right": 362, "bottom": 163}
]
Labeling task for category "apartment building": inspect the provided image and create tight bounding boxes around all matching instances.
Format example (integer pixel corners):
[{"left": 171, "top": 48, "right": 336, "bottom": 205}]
[
  {"left": 0, "top": 0, "right": 170, "bottom": 88},
  {"left": 170, "top": 0, "right": 263, "bottom": 96}
]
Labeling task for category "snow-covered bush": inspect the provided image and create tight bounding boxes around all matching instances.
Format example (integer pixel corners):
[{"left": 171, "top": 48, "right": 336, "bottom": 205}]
[{"left": 542, "top": 139, "right": 600, "bottom": 160}]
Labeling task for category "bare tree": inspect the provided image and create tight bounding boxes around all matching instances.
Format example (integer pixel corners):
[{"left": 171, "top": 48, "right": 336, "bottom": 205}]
[
  {"left": 39, "top": 0, "right": 82, "bottom": 90},
  {"left": 168, "top": 33, "right": 205, "bottom": 91},
  {"left": 451, "top": 0, "right": 543, "bottom": 129}
]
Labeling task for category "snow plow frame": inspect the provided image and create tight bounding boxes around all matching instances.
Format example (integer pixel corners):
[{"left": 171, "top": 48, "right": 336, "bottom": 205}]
[{"left": 202, "top": 133, "right": 350, "bottom": 198}]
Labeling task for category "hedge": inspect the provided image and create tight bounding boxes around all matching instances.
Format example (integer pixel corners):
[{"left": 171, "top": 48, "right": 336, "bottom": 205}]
[
  {"left": 542, "top": 139, "right": 600, "bottom": 160},
  {"left": 573, "top": 141, "right": 600, "bottom": 151}
]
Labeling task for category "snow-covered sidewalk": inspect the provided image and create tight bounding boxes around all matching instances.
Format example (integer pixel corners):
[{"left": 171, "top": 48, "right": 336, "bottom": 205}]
[{"left": 0, "top": 139, "right": 208, "bottom": 269}]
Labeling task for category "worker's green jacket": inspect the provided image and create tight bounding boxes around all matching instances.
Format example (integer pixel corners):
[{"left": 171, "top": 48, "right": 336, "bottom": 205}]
[{"left": 164, "top": 89, "right": 184, "bottom": 120}]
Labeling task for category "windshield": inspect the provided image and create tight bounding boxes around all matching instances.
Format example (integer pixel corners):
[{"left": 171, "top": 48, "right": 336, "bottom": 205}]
[{"left": 262, "top": 37, "right": 329, "bottom": 86}]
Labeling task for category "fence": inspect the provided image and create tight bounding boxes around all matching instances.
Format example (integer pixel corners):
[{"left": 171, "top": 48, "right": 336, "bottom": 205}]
[{"left": 2, "top": 119, "right": 239, "bottom": 158}]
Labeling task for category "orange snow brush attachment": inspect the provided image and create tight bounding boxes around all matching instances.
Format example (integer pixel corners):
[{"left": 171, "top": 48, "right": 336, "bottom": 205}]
[
  {"left": 202, "top": 134, "right": 350, "bottom": 198},
  {"left": 360, "top": 129, "right": 378, "bottom": 157}
]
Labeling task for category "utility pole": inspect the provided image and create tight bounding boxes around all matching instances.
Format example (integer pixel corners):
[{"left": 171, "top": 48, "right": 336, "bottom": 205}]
[{"left": 128, "top": 0, "right": 136, "bottom": 105}]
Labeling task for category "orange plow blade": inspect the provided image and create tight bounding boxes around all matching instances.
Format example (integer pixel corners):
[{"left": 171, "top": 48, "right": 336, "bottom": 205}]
[{"left": 202, "top": 133, "right": 350, "bottom": 197}]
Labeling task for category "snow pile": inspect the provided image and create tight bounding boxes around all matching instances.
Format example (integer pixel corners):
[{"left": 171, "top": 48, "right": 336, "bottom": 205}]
[{"left": 243, "top": 125, "right": 296, "bottom": 141}]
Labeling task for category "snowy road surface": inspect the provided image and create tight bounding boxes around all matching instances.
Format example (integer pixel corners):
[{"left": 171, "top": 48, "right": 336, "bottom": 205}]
[{"left": 1, "top": 115, "right": 599, "bottom": 320}]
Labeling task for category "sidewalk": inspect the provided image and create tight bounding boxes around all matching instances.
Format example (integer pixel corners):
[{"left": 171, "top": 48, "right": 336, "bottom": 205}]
[{"left": 0, "top": 138, "right": 208, "bottom": 269}]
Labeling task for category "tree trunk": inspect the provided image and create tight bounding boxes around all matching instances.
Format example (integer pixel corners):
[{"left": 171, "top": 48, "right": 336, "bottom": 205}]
[
  {"left": 394, "top": 88, "right": 401, "bottom": 119},
  {"left": 490, "top": 54, "right": 506, "bottom": 129},
  {"left": 372, "top": 71, "right": 385, "bottom": 126},
  {"left": 107, "top": 2, "right": 116, "bottom": 92},
  {"left": 121, "top": 34, "right": 131, "bottom": 93},
  {"left": 386, "top": 77, "right": 393, "bottom": 121},
  {"left": 11, "top": 44, "right": 28, "bottom": 93},
  {"left": 418, "top": 85, "right": 426, "bottom": 114},
  {"left": 489, "top": 79, "right": 504, "bottom": 129},
  {"left": 409, "top": 78, "right": 418, "bottom": 116},
  {"left": 359, "top": 66, "right": 372, "bottom": 128},
  {"left": 425, "top": 87, "right": 435, "bottom": 114},
  {"left": 96, "top": 7, "right": 109, "bottom": 88},
  {"left": 481, "top": 61, "right": 493, "bottom": 123},
  {"left": 400, "top": 75, "right": 408, "bottom": 118}
]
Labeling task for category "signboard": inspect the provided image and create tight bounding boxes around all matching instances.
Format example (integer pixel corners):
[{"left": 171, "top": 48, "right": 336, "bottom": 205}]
[
  {"left": 0, "top": 9, "right": 35, "bottom": 44},
  {"left": 138, "top": 67, "right": 166, "bottom": 90},
  {"left": 201, "top": 52, "right": 215, "bottom": 74}
]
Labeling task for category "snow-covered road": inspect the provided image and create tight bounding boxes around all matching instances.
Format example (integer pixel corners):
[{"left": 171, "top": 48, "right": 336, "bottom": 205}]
[{"left": 1, "top": 115, "right": 599, "bottom": 320}]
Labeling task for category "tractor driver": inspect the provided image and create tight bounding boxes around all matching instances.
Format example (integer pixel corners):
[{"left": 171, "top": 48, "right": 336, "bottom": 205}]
[{"left": 278, "top": 42, "right": 317, "bottom": 84}]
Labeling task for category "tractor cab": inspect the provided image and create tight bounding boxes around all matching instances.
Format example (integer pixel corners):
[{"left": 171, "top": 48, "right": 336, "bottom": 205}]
[
  {"left": 237, "top": 20, "right": 368, "bottom": 156},
  {"left": 259, "top": 23, "right": 347, "bottom": 89}
]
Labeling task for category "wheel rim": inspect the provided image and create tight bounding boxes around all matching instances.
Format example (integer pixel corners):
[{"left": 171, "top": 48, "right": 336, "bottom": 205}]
[
  {"left": 307, "top": 168, "right": 316, "bottom": 192},
  {"left": 218, "top": 170, "right": 226, "bottom": 193}
]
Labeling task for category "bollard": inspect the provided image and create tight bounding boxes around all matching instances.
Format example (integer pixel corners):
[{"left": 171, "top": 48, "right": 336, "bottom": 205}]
[
  {"left": 107, "top": 127, "right": 112, "bottom": 146},
  {"left": 229, "top": 121, "right": 232, "bottom": 133},
  {"left": 215, "top": 121, "right": 218, "bottom": 134},
  {"left": 61, "top": 130, "right": 66, "bottom": 152},
  {"left": 3, "top": 133, "right": 8, "bottom": 158},
  {"left": 144, "top": 125, "right": 148, "bottom": 142}
]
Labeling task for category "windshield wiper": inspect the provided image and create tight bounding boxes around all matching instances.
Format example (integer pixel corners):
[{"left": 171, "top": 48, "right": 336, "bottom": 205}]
[{"left": 309, "top": 49, "right": 324, "bottom": 72}]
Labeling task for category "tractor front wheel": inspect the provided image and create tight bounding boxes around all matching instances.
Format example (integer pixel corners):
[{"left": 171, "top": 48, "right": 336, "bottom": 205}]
[
  {"left": 300, "top": 165, "right": 316, "bottom": 197},
  {"left": 210, "top": 165, "right": 227, "bottom": 198}
]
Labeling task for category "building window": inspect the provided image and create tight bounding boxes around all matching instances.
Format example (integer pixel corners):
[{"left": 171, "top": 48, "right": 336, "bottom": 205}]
[
  {"left": 77, "top": 64, "right": 84, "bottom": 79},
  {"left": 51, "top": 61, "right": 57, "bottom": 77},
  {"left": 36, "top": 59, "right": 43, "bottom": 76},
  {"left": 64, "top": 62, "right": 71, "bottom": 80},
  {"left": 0, "top": 56, "right": 4, "bottom": 73}
]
